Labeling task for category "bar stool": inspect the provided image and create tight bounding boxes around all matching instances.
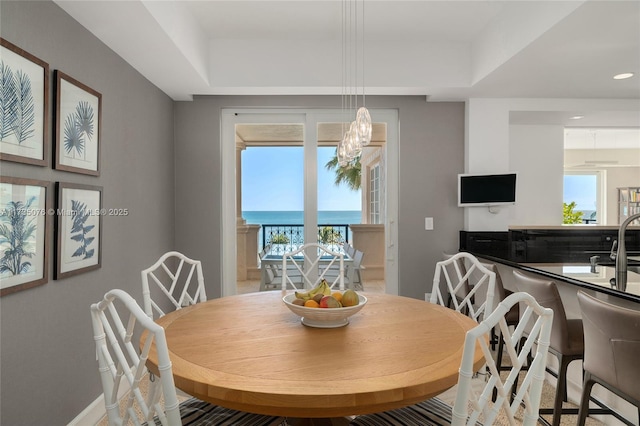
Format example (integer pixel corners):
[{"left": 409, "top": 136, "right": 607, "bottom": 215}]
[
  {"left": 512, "top": 270, "right": 584, "bottom": 426},
  {"left": 577, "top": 291, "right": 640, "bottom": 426}
]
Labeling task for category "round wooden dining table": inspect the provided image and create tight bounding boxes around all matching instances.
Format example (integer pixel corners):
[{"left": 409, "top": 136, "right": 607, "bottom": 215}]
[{"left": 146, "top": 291, "right": 483, "bottom": 420}]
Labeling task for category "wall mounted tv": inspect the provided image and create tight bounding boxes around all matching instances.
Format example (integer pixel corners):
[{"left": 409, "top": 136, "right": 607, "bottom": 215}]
[{"left": 458, "top": 173, "right": 517, "bottom": 207}]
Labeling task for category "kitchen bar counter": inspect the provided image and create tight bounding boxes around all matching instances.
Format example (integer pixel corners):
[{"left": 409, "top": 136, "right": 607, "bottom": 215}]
[{"left": 471, "top": 254, "right": 640, "bottom": 304}]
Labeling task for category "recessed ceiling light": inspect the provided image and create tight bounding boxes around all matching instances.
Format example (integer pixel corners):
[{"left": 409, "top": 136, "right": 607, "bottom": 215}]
[
  {"left": 570, "top": 115, "right": 584, "bottom": 120},
  {"left": 613, "top": 72, "right": 634, "bottom": 80}
]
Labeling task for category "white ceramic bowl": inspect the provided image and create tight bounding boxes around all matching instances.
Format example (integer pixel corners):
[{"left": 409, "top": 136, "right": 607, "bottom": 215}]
[{"left": 282, "top": 292, "right": 368, "bottom": 328}]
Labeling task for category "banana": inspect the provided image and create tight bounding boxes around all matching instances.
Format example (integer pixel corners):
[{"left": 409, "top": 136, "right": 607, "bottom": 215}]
[
  {"left": 319, "top": 280, "right": 332, "bottom": 296},
  {"left": 294, "top": 280, "right": 330, "bottom": 300},
  {"left": 294, "top": 290, "right": 312, "bottom": 300}
]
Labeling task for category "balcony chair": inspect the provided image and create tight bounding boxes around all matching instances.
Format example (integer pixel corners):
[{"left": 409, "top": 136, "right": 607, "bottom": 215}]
[
  {"left": 512, "top": 270, "right": 584, "bottom": 426},
  {"left": 348, "top": 249, "right": 365, "bottom": 290},
  {"left": 91, "top": 289, "right": 283, "bottom": 426},
  {"left": 282, "top": 242, "right": 344, "bottom": 291},
  {"left": 259, "top": 244, "right": 279, "bottom": 290},
  {"left": 141, "top": 251, "right": 206, "bottom": 319},
  {"left": 577, "top": 291, "right": 640, "bottom": 426},
  {"left": 343, "top": 241, "right": 356, "bottom": 258},
  {"left": 430, "top": 252, "right": 495, "bottom": 324},
  {"left": 350, "top": 292, "right": 554, "bottom": 426}
]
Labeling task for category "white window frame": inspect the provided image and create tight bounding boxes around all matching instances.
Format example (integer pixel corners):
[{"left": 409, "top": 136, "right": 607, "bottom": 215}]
[{"left": 221, "top": 108, "right": 399, "bottom": 297}]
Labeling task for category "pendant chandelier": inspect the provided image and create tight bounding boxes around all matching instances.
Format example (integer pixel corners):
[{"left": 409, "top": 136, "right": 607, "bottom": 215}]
[{"left": 337, "top": 0, "right": 372, "bottom": 167}]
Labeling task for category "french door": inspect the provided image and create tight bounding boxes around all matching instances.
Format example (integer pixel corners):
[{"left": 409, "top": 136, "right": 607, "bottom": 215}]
[{"left": 221, "top": 108, "right": 398, "bottom": 296}]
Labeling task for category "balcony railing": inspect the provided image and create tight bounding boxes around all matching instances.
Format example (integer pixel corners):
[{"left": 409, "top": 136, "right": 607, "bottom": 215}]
[{"left": 261, "top": 224, "right": 350, "bottom": 254}]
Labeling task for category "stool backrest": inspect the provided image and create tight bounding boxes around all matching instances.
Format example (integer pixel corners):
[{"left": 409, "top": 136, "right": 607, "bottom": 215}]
[
  {"left": 577, "top": 291, "right": 640, "bottom": 401},
  {"left": 512, "top": 270, "right": 570, "bottom": 354}
]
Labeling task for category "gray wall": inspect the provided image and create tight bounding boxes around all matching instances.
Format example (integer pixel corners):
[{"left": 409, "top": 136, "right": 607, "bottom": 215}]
[
  {"left": 1, "top": 2, "right": 175, "bottom": 424},
  {"left": 174, "top": 97, "right": 465, "bottom": 301}
]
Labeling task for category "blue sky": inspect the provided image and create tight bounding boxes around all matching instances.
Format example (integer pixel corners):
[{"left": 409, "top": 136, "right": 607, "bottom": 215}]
[
  {"left": 242, "top": 146, "right": 361, "bottom": 211},
  {"left": 563, "top": 174, "right": 597, "bottom": 212}
]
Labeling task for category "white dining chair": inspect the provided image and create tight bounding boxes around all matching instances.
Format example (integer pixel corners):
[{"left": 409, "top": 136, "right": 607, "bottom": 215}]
[
  {"left": 322, "top": 248, "right": 364, "bottom": 290},
  {"left": 282, "top": 243, "right": 344, "bottom": 291},
  {"left": 91, "top": 289, "right": 283, "bottom": 426},
  {"left": 141, "top": 251, "right": 206, "bottom": 319},
  {"left": 430, "top": 252, "right": 496, "bottom": 323},
  {"left": 349, "top": 291, "right": 554, "bottom": 425}
]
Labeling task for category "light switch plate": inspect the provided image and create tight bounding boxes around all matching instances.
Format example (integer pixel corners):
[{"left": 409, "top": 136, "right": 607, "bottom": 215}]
[{"left": 425, "top": 217, "right": 434, "bottom": 230}]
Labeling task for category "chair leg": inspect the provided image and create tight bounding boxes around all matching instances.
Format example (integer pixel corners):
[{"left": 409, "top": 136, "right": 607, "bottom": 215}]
[
  {"left": 577, "top": 372, "right": 595, "bottom": 426},
  {"left": 552, "top": 354, "right": 570, "bottom": 426}
]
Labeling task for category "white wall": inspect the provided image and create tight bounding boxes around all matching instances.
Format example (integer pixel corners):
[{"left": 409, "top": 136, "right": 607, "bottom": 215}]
[
  {"left": 464, "top": 99, "right": 513, "bottom": 231},
  {"left": 465, "top": 98, "right": 640, "bottom": 231},
  {"left": 509, "top": 125, "right": 564, "bottom": 225}
]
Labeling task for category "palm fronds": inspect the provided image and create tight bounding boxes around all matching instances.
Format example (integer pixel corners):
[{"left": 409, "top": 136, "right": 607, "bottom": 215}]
[
  {"left": 0, "top": 61, "right": 17, "bottom": 140},
  {"left": 0, "top": 62, "right": 35, "bottom": 144},
  {"left": 12, "top": 70, "right": 35, "bottom": 143},
  {"left": 63, "top": 114, "right": 85, "bottom": 156},
  {"left": 69, "top": 200, "right": 95, "bottom": 259},
  {"left": 0, "top": 197, "right": 37, "bottom": 276},
  {"left": 325, "top": 151, "right": 361, "bottom": 191},
  {"left": 75, "top": 101, "right": 94, "bottom": 140}
]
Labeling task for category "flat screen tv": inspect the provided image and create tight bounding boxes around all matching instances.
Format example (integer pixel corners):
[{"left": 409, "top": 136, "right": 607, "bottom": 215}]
[{"left": 458, "top": 173, "right": 517, "bottom": 207}]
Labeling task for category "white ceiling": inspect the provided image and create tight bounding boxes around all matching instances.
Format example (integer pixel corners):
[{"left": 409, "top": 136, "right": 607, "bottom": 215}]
[{"left": 54, "top": 0, "right": 640, "bottom": 131}]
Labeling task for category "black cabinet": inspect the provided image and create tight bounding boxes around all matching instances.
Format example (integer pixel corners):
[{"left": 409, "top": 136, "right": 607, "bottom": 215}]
[
  {"left": 459, "top": 231, "right": 509, "bottom": 260},
  {"left": 460, "top": 228, "right": 640, "bottom": 263}
]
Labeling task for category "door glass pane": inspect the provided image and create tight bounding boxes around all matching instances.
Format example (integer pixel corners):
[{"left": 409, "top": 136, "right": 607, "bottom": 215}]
[
  {"left": 317, "top": 144, "right": 361, "bottom": 249},
  {"left": 242, "top": 145, "right": 304, "bottom": 253}
]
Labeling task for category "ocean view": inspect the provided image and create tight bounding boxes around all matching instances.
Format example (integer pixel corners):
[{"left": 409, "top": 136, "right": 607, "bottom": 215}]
[{"left": 243, "top": 210, "right": 362, "bottom": 225}]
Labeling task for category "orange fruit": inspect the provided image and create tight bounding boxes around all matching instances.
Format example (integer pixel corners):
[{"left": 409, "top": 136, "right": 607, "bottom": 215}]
[
  {"left": 332, "top": 291, "right": 343, "bottom": 303},
  {"left": 304, "top": 299, "right": 320, "bottom": 308}
]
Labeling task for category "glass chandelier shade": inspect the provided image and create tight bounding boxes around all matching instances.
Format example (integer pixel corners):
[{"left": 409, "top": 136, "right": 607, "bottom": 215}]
[
  {"left": 338, "top": 0, "right": 369, "bottom": 163},
  {"left": 356, "top": 106, "right": 372, "bottom": 146}
]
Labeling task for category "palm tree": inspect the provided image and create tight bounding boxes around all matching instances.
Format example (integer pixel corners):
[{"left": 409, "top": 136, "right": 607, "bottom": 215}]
[{"left": 325, "top": 151, "right": 361, "bottom": 191}]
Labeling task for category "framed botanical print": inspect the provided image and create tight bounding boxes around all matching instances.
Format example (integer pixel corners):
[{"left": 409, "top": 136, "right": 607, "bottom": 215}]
[
  {"left": 0, "top": 38, "right": 49, "bottom": 166},
  {"left": 54, "top": 70, "right": 101, "bottom": 176},
  {"left": 0, "top": 176, "right": 51, "bottom": 296},
  {"left": 55, "top": 182, "right": 102, "bottom": 279}
]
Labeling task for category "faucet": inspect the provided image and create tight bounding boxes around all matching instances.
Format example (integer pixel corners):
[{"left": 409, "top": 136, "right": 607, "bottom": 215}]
[
  {"left": 609, "top": 239, "right": 618, "bottom": 260},
  {"left": 614, "top": 212, "right": 640, "bottom": 291}
]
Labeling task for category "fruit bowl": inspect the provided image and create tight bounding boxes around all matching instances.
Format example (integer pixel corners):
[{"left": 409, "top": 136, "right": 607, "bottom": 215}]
[{"left": 282, "top": 293, "right": 367, "bottom": 328}]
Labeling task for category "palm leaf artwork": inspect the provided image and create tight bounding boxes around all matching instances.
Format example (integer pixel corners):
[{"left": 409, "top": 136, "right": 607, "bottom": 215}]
[
  {"left": 63, "top": 114, "right": 84, "bottom": 157},
  {"left": 74, "top": 101, "right": 94, "bottom": 141},
  {"left": 0, "top": 61, "right": 17, "bottom": 141},
  {"left": 11, "top": 70, "right": 35, "bottom": 144},
  {"left": 69, "top": 199, "right": 95, "bottom": 259},
  {"left": 325, "top": 150, "right": 361, "bottom": 191},
  {"left": 62, "top": 100, "right": 95, "bottom": 160},
  {"left": 0, "top": 196, "right": 37, "bottom": 276}
]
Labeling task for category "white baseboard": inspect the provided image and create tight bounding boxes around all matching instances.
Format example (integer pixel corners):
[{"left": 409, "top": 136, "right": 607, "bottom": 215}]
[{"left": 67, "top": 393, "right": 107, "bottom": 426}]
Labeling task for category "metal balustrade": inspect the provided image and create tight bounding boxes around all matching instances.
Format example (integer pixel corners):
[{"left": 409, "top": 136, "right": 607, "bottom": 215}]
[{"left": 261, "top": 224, "right": 350, "bottom": 254}]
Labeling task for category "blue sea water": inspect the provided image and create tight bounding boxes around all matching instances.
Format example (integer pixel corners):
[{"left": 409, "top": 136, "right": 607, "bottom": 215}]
[{"left": 243, "top": 210, "right": 361, "bottom": 225}]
